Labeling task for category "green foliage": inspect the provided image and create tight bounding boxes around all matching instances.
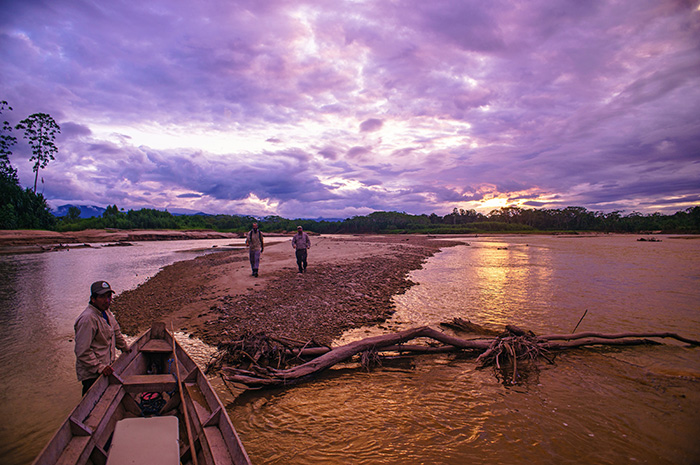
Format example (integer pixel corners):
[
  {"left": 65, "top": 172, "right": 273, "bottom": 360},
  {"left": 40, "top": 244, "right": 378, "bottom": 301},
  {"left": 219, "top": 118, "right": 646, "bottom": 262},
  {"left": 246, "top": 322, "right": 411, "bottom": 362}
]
[
  {"left": 13, "top": 201, "right": 700, "bottom": 235},
  {"left": 54, "top": 207, "right": 260, "bottom": 232},
  {"left": 67, "top": 206, "right": 81, "bottom": 220},
  {"left": 103, "top": 204, "right": 120, "bottom": 217},
  {"left": 1, "top": 99, "right": 56, "bottom": 229},
  {"left": 15, "top": 113, "right": 61, "bottom": 193},
  {"left": 0, "top": 181, "right": 55, "bottom": 229},
  {"left": 304, "top": 207, "right": 698, "bottom": 234},
  {"left": 205, "top": 214, "right": 257, "bottom": 231},
  {"left": 0, "top": 100, "right": 58, "bottom": 229},
  {"left": 0, "top": 101, "right": 19, "bottom": 184}
]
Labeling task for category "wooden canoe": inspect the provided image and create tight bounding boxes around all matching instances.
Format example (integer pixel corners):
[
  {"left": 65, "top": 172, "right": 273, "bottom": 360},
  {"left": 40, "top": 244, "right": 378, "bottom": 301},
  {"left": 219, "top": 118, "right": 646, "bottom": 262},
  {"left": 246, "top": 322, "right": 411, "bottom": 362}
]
[{"left": 32, "top": 322, "right": 252, "bottom": 465}]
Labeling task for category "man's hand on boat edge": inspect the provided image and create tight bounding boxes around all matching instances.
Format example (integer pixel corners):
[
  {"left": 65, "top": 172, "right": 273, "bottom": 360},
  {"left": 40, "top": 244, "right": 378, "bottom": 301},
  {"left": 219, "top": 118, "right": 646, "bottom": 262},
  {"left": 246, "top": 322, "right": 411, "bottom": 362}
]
[{"left": 102, "top": 344, "right": 132, "bottom": 376}]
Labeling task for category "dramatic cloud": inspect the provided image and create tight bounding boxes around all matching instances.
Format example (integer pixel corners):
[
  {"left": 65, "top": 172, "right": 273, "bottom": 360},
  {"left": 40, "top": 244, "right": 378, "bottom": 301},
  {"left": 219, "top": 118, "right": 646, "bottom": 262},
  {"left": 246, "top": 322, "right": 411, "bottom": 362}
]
[{"left": 2, "top": 0, "right": 699, "bottom": 218}]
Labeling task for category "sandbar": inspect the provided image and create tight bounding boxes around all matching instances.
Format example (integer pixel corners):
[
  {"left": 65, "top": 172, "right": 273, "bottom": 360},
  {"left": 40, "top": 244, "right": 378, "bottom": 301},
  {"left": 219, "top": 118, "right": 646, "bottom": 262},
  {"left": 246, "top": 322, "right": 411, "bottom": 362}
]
[{"left": 110, "top": 234, "right": 465, "bottom": 345}]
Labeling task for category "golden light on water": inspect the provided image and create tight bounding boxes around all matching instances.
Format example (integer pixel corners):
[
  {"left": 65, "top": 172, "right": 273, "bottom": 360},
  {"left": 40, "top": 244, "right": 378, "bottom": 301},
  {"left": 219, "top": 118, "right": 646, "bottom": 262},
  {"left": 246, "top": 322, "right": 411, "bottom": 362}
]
[{"left": 472, "top": 245, "right": 513, "bottom": 327}]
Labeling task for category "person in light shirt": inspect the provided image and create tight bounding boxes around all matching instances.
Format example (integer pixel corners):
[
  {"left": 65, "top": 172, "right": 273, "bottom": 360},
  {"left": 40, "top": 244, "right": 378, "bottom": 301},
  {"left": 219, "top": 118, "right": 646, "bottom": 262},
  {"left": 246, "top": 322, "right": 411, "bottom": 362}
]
[{"left": 74, "top": 281, "right": 130, "bottom": 395}]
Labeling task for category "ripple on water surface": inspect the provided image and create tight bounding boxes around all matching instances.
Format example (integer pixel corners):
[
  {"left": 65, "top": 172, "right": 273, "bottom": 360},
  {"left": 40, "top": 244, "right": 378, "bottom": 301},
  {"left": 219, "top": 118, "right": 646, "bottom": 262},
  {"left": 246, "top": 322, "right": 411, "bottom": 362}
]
[{"left": 230, "top": 236, "right": 700, "bottom": 465}]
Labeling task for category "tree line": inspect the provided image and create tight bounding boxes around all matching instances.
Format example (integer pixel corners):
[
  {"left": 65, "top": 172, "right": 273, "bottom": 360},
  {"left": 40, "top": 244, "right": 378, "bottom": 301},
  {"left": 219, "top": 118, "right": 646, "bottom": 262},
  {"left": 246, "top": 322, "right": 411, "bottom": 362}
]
[
  {"left": 1, "top": 100, "right": 59, "bottom": 230},
  {"left": 50, "top": 204, "right": 699, "bottom": 234}
]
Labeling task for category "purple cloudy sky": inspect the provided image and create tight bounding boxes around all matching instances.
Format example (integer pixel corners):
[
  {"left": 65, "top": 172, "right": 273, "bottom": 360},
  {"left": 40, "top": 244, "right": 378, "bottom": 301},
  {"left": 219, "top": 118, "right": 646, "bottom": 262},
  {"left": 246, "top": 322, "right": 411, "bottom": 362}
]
[{"left": 2, "top": 0, "right": 699, "bottom": 218}]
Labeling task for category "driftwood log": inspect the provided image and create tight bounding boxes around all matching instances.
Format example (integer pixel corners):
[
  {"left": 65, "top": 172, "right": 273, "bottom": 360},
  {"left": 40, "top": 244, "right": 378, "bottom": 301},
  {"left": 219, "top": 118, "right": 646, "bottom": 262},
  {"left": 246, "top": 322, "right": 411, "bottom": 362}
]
[
  {"left": 218, "top": 323, "right": 700, "bottom": 388},
  {"left": 439, "top": 317, "right": 501, "bottom": 336}
]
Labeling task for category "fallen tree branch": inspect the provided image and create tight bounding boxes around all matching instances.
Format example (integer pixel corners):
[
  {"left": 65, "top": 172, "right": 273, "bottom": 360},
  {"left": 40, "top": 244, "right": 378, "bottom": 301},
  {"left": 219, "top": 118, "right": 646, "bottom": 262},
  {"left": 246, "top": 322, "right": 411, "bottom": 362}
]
[
  {"left": 540, "top": 338, "right": 661, "bottom": 349},
  {"left": 538, "top": 331, "right": 700, "bottom": 346},
  {"left": 219, "top": 324, "right": 699, "bottom": 388}
]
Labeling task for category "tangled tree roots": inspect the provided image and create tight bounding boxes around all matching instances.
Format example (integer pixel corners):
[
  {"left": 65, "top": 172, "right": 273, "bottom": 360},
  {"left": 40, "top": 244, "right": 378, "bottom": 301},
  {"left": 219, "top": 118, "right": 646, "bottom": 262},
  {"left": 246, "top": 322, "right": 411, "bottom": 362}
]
[
  {"left": 359, "top": 349, "right": 382, "bottom": 371},
  {"left": 475, "top": 325, "right": 553, "bottom": 384},
  {"left": 206, "top": 332, "right": 329, "bottom": 374}
]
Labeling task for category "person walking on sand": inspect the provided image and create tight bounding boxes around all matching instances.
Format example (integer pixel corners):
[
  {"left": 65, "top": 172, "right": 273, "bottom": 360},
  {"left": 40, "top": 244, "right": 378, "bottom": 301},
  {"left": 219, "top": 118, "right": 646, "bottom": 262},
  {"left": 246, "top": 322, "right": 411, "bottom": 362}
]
[
  {"left": 291, "top": 225, "right": 311, "bottom": 273},
  {"left": 74, "top": 281, "right": 130, "bottom": 395},
  {"left": 246, "top": 222, "right": 264, "bottom": 277}
]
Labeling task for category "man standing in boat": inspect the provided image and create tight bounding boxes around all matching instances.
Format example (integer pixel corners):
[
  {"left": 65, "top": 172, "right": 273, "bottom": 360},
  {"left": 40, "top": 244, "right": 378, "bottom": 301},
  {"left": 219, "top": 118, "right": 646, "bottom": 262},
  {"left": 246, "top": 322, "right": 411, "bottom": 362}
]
[
  {"left": 74, "top": 281, "right": 130, "bottom": 395},
  {"left": 246, "top": 222, "right": 264, "bottom": 277},
  {"left": 291, "top": 225, "right": 311, "bottom": 273}
]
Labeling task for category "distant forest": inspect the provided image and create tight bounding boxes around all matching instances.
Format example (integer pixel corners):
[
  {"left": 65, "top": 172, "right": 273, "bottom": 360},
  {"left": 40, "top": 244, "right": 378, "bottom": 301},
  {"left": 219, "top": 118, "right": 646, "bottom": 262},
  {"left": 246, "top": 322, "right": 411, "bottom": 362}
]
[{"left": 40, "top": 204, "right": 700, "bottom": 234}]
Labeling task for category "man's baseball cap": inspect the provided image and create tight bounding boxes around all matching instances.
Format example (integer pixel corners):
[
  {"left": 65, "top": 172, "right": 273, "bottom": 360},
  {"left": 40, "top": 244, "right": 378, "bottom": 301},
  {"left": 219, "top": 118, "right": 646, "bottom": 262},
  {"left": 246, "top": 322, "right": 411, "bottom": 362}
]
[{"left": 91, "top": 281, "right": 114, "bottom": 296}]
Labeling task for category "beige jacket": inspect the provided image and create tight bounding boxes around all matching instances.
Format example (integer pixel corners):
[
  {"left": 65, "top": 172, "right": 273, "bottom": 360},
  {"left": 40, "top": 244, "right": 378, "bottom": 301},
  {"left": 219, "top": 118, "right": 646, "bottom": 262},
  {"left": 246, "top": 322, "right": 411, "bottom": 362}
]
[{"left": 74, "top": 304, "right": 129, "bottom": 381}]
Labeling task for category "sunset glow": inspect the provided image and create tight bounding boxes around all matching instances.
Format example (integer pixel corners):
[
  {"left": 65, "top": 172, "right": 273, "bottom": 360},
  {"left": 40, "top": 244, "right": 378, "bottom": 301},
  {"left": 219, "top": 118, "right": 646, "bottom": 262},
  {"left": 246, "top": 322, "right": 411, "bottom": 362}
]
[{"left": 2, "top": 0, "right": 698, "bottom": 218}]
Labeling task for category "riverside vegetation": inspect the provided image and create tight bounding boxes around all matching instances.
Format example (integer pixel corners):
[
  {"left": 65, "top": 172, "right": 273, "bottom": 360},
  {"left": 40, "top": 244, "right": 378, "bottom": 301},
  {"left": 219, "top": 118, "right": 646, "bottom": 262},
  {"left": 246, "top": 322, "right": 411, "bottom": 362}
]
[{"left": 4, "top": 203, "right": 700, "bottom": 235}]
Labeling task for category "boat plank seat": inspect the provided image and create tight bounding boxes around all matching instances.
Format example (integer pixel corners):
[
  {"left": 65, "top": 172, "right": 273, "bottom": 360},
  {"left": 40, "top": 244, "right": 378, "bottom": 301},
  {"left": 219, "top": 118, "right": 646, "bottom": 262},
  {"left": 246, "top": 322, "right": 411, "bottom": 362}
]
[
  {"left": 183, "top": 384, "right": 242, "bottom": 465},
  {"left": 56, "top": 436, "right": 92, "bottom": 464},
  {"left": 106, "top": 417, "right": 179, "bottom": 465},
  {"left": 123, "top": 374, "right": 177, "bottom": 393},
  {"left": 54, "top": 435, "right": 92, "bottom": 465},
  {"left": 202, "top": 427, "right": 236, "bottom": 465},
  {"left": 140, "top": 339, "right": 173, "bottom": 353},
  {"left": 81, "top": 384, "right": 123, "bottom": 429}
]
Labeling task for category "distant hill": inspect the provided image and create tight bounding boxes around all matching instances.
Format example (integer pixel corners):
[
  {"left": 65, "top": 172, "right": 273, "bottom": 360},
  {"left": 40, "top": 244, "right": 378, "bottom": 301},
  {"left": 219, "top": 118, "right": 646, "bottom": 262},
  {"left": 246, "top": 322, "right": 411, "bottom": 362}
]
[
  {"left": 168, "top": 209, "right": 212, "bottom": 216},
  {"left": 51, "top": 205, "right": 344, "bottom": 222},
  {"left": 52, "top": 204, "right": 106, "bottom": 218},
  {"left": 53, "top": 205, "right": 216, "bottom": 218},
  {"left": 292, "top": 217, "right": 344, "bottom": 222}
]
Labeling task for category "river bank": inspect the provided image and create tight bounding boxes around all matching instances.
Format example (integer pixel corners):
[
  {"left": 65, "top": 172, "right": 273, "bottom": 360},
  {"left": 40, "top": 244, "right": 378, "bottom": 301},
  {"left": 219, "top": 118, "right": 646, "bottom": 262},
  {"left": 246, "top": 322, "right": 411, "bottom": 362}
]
[{"left": 0, "top": 228, "right": 243, "bottom": 254}]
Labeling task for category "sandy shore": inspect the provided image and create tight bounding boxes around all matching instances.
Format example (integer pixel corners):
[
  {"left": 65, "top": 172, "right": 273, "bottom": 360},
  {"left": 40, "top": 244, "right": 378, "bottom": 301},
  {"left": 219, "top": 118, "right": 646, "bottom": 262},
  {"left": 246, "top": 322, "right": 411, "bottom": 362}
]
[
  {"left": 109, "top": 234, "right": 465, "bottom": 346},
  {"left": 0, "top": 229, "right": 242, "bottom": 254}
]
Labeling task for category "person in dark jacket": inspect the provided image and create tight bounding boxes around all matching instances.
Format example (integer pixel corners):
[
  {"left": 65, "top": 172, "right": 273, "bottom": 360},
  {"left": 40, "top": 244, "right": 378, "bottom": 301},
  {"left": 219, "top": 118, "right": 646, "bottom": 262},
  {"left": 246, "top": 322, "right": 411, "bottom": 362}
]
[{"left": 291, "top": 225, "right": 311, "bottom": 273}]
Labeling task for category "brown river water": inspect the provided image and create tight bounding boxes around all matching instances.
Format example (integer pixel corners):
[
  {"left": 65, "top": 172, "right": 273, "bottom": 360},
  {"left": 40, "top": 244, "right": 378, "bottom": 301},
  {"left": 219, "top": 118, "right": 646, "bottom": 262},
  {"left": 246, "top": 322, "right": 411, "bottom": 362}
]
[{"left": 1, "top": 235, "right": 699, "bottom": 464}]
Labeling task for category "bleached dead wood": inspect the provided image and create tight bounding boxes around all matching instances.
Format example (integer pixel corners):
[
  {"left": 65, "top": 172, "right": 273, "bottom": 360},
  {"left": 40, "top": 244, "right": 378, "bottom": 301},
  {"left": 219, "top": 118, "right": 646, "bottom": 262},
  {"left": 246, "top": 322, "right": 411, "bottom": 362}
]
[
  {"left": 220, "top": 325, "right": 700, "bottom": 388},
  {"left": 538, "top": 331, "right": 700, "bottom": 346}
]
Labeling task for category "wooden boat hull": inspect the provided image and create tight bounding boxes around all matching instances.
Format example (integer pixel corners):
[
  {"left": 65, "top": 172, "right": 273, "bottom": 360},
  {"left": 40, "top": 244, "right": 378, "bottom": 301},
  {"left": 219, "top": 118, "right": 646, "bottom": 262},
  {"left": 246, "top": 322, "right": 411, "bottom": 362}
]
[{"left": 32, "top": 323, "right": 251, "bottom": 465}]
